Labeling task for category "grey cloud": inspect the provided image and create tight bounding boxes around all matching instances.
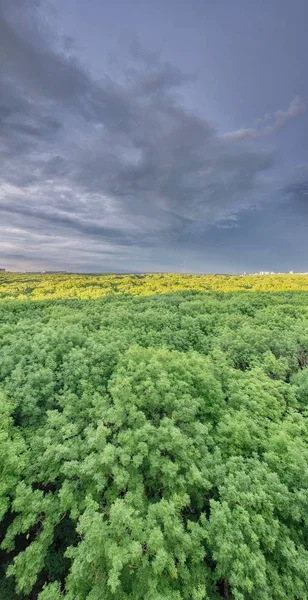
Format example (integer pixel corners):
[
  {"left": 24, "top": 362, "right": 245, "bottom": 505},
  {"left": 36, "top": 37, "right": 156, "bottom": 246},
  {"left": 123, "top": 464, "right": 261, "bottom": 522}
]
[
  {"left": 0, "top": 198, "right": 161, "bottom": 247},
  {"left": 223, "top": 96, "right": 306, "bottom": 142},
  {"left": 284, "top": 178, "right": 308, "bottom": 197},
  {"left": 283, "top": 177, "right": 308, "bottom": 215},
  {"left": 0, "top": 75, "right": 62, "bottom": 174},
  {"left": 0, "top": 9, "right": 89, "bottom": 106},
  {"left": 0, "top": 0, "right": 306, "bottom": 270}
]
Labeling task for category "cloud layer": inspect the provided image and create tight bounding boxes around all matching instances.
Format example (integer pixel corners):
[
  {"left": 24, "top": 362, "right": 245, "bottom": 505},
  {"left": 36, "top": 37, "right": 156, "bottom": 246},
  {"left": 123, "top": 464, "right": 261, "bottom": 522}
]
[
  {"left": 223, "top": 96, "right": 306, "bottom": 142},
  {"left": 0, "top": 0, "right": 306, "bottom": 271}
]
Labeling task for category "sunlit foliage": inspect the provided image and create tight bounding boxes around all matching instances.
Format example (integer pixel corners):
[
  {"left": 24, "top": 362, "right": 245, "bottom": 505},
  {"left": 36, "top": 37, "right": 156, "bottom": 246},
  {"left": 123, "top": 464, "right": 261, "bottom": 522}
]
[
  {"left": 0, "top": 279, "right": 308, "bottom": 599},
  {"left": 1, "top": 272, "right": 308, "bottom": 301}
]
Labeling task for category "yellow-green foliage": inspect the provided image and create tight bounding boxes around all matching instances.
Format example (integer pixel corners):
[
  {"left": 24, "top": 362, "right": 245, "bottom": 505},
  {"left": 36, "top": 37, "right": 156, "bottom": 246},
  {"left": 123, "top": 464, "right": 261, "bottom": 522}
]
[{"left": 1, "top": 272, "right": 308, "bottom": 300}]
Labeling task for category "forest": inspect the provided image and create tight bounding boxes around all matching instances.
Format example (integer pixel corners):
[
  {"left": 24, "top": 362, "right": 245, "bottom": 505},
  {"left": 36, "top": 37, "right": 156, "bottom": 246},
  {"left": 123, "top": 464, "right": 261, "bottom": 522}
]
[
  {"left": 0, "top": 273, "right": 308, "bottom": 599},
  {"left": 2, "top": 272, "right": 308, "bottom": 301}
]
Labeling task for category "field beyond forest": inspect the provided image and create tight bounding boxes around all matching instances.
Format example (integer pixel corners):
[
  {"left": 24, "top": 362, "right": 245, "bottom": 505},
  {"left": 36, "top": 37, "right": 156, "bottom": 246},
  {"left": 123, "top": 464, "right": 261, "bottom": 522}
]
[{"left": 0, "top": 273, "right": 308, "bottom": 600}]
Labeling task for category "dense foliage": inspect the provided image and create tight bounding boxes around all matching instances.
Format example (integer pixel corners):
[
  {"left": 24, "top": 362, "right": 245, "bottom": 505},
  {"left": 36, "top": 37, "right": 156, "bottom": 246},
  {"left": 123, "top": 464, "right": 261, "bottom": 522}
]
[
  {"left": 1, "top": 272, "right": 308, "bottom": 301},
  {"left": 1, "top": 278, "right": 308, "bottom": 598}
]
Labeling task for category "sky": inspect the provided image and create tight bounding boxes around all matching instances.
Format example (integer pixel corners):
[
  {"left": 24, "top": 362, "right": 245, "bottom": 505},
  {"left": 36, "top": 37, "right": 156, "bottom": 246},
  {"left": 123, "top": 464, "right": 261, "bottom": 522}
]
[{"left": 1, "top": 0, "right": 308, "bottom": 273}]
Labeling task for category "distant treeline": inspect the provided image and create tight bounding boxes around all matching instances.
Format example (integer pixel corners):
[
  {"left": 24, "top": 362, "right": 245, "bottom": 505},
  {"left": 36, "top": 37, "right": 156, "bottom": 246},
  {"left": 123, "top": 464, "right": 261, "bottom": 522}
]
[{"left": 2, "top": 272, "right": 308, "bottom": 300}]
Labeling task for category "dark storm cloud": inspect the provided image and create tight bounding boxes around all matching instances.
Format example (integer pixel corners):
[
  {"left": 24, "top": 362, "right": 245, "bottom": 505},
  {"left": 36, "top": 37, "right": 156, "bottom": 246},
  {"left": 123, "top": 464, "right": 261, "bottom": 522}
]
[
  {"left": 0, "top": 4, "right": 89, "bottom": 105},
  {"left": 0, "top": 0, "right": 306, "bottom": 271},
  {"left": 0, "top": 199, "right": 160, "bottom": 246},
  {"left": 284, "top": 177, "right": 308, "bottom": 214}
]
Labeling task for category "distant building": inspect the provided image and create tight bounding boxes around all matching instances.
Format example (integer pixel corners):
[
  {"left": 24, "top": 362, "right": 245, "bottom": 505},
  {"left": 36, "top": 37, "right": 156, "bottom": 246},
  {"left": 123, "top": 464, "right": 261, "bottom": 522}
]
[{"left": 42, "top": 271, "right": 67, "bottom": 274}]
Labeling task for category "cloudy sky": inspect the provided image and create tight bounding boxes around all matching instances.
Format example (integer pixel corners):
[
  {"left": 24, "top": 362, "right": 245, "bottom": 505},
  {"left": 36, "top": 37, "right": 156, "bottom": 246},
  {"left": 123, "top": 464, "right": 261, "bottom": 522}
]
[{"left": 1, "top": 0, "right": 307, "bottom": 273}]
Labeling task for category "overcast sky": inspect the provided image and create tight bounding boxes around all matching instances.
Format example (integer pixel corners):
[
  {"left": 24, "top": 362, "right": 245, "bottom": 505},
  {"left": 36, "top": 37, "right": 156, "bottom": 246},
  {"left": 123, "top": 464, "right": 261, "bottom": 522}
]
[{"left": 1, "top": 0, "right": 307, "bottom": 273}]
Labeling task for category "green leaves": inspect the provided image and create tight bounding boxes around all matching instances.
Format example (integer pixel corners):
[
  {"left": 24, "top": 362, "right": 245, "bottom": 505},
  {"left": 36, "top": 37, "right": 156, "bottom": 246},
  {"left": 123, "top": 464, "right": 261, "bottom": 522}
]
[
  {"left": 0, "top": 290, "right": 308, "bottom": 598},
  {"left": 0, "top": 393, "right": 26, "bottom": 520}
]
